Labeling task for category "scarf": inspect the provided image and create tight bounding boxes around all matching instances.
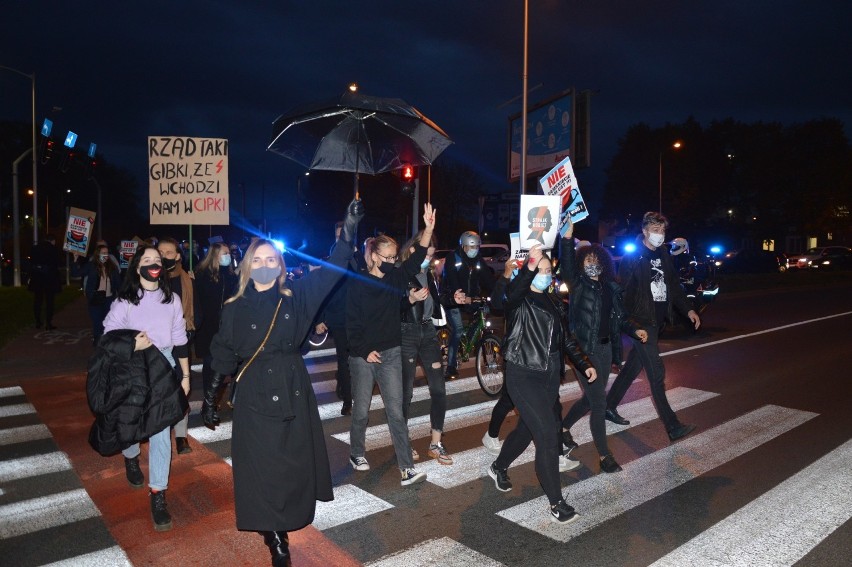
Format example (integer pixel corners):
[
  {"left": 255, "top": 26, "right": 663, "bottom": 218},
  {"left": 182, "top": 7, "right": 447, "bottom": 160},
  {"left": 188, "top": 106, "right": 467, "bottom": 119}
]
[{"left": 169, "top": 264, "right": 195, "bottom": 331}]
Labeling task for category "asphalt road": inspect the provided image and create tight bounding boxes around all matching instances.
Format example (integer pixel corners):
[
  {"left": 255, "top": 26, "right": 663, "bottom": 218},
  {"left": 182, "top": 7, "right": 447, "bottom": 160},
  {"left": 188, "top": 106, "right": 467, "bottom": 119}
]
[{"left": 2, "top": 277, "right": 851, "bottom": 566}]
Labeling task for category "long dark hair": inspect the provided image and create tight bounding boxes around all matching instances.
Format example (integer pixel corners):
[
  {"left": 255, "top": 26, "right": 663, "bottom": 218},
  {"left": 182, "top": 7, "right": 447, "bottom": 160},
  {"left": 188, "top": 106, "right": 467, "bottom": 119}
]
[
  {"left": 91, "top": 244, "right": 119, "bottom": 279},
  {"left": 117, "top": 244, "right": 173, "bottom": 305},
  {"left": 575, "top": 243, "right": 616, "bottom": 283},
  {"left": 196, "top": 242, "right": 234, "bottom": 282}
]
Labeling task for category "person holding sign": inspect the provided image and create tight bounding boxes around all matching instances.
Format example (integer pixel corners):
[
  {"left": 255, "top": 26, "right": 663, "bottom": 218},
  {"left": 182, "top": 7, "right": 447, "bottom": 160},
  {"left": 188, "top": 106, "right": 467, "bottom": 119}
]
[
  {"left": 487, "top": 244, "right": 595, "bottom": 524},
  {"left": 209, "top": 200, "right": 363, "bottom": 567},
  {"left": 558, "top": 219, "right": 647, "bottom": 473}
]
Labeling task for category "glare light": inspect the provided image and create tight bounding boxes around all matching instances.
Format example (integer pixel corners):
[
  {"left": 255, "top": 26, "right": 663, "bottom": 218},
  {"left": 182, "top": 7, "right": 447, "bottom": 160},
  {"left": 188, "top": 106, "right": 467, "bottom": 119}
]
[
  {"left": 624, "top": 243, "right": 637, "bottom": 253},
  {"left": 271, "top": 239, "right": 287, "bottom": 252},
  {"left": 348, "top": 83, "right": 358, "bottom": 92},
  {"left": 709, "top": 245, "right": 722, "bottom": 254}
]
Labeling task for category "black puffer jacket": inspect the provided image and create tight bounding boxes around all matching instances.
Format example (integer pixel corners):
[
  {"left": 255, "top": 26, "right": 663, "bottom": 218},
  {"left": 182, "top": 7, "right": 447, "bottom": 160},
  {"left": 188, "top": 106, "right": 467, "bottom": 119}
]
[
  {"left": 502, "top": 266, "right": 592, "bottom": 374},
  {"left": 87, "top": 329, "right": 188, "bottom": 456},
  {"left": 558, "top": 237, "right": 640, "bottom": 362}
]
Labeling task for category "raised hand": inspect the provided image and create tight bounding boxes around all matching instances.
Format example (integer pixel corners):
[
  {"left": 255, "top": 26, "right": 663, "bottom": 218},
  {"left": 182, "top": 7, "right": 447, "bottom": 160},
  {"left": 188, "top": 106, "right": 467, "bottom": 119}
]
[
  {"left": 422, "top": 203, "right": 436, "bottom": 232},
  {"left": 342, "top": 199, "right": 365, "bottom": 243},
  {"left": 527, "top": 243, "right": 543, "bottom": 270}
]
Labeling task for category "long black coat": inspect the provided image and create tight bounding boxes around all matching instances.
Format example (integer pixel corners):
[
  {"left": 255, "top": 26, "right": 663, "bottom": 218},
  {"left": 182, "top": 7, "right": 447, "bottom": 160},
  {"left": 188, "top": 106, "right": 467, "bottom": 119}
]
[
  {"left": 210, "top": 240, "right": 351, "bottom": 532},
  {"left": 193, "top": 268, "right": 238, "bottom": 358}
]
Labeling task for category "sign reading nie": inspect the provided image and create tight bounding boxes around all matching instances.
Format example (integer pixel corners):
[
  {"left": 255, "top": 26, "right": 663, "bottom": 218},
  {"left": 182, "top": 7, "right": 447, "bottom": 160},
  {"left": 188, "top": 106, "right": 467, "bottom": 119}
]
[{"left": 148, "top": 136, "right": 230, "bottom": 225}]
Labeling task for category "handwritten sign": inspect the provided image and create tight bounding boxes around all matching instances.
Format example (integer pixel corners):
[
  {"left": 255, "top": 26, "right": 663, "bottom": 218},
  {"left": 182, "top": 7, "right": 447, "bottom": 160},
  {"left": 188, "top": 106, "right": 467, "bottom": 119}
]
[
  {"left": 519, "top": 195, "right": 560, "bottom": 250},
  {"left": 63, "top": 207, "right": 96, "bottom": 255},
  {"left": 509, "top": 232, "right": 528, "bottom": 265},
  {"left": 538, "top": 155, "right": 588, "bottom": 237},
  {"left": 148, "top": 136, "right": 230, "bottom": 225}
]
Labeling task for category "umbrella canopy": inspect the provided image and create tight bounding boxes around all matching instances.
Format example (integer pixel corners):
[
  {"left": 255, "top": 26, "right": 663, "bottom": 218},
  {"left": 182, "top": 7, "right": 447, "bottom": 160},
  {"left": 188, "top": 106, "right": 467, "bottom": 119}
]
[{"left": 268, "top": 91, "right": 452, "bottom": 183}]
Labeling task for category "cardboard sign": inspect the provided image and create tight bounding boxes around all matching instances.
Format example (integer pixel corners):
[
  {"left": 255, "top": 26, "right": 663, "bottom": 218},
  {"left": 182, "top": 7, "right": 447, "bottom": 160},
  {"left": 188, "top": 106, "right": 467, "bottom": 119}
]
[
  {"left": 63, "top": 207, "right": 96, "bottom": 255},
  {"left": 148, "top": 136, "right": 230, "bottom": 225},
  {"left": 509, "top": 232, "right": 529, "bottom": 264},
  {"left": 538, "top": 155, "right": 588, "bottom": 237},
  {"left": 119, "top": 240, "right": 139, "bottom": 269},
  {"left": 519, "top": 195, "right": 560, "bottom": 250}
]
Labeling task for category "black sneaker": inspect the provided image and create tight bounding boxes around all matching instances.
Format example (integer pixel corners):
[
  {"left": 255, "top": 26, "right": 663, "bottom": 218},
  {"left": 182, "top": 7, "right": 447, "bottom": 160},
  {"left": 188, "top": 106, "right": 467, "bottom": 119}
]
[
  {"left": 549, "top": 499, "right": 579, "bottom": 524},
  {"left": 488, "top": 462, "right": 512, "bottom": 492},
  {"left": 444, "top": 367, "right": 459, "bottom": 380},
  {"left": 150, "top": 490, "right": 173, "bottom": 531},
  {"left": 175, "top": 437, "right": 192, "bottom": 454},
  {"left": 124, "top": 456, "right": 144, "bottom": 488},
  {"left": 561, "top": 430, "right": 578, "bottom": 454},
  {"left": 600, "top": 454, "right": 623, "bottom": 473},
  {"left": 667, "top": 423, "right": 696, "bottom": 441}
]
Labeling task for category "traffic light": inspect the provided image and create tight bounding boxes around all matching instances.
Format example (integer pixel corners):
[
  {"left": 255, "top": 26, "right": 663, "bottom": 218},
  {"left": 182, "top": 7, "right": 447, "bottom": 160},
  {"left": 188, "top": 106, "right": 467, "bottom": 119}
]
[
  {"left": 400, "top": 164, "right": 417, "bottom": 194},
  {"left": 40, "top": 138, "right": 55, "bottom": 164},
  {"left": 59, "top": 151, "right": 74, "bottom": 173}
]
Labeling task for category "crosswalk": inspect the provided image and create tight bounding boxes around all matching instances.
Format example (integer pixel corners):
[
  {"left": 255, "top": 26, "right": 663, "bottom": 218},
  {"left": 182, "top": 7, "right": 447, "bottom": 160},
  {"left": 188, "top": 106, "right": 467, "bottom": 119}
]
[{"left": 2, "top": 347, "right": 851, "bottom": 567}]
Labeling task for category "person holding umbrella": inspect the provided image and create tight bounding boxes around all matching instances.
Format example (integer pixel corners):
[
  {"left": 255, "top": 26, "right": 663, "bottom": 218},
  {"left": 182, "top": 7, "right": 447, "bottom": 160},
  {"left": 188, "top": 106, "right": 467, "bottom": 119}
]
[{"left": 209, "top": 200, "right": 363, "bottom": 567}]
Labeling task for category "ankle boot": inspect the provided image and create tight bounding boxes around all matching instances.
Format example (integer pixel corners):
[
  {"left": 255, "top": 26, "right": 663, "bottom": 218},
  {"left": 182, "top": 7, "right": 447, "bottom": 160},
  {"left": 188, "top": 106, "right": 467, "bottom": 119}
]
[
  {"left": 261, "top": 531, "right": 292, "bottom": 567},
  {"left": 150, "top": 490, "right": 173, "bottom": 531},
  {"left": 124, "top": 456, "right": 144, "bottom": 488}
]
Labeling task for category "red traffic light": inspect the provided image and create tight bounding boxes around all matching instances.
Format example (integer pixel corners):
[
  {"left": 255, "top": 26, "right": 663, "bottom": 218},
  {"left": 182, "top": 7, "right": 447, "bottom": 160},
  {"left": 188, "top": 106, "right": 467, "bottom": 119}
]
[{"left": 402, "top": 164, "right": 416, "bottom": 180}]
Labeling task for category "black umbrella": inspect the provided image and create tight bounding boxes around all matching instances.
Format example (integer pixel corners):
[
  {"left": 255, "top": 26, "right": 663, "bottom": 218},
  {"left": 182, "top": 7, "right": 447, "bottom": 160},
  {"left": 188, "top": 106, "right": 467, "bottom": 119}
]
[{"left": 268, "top": 91, "right": 452, "bottom": 197}]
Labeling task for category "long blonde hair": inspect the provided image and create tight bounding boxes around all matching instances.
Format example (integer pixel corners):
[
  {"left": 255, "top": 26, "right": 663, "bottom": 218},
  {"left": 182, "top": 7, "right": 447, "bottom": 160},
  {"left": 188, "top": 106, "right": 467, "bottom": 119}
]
[
  {"left": 225, "top": 238, "right": 292, "bottom": 303},
  {"left": 400, "top": 230, "right": 436, "bottom": 261},
  {"left": 196, "top": 242, "right": 231, "bottom": 282}
]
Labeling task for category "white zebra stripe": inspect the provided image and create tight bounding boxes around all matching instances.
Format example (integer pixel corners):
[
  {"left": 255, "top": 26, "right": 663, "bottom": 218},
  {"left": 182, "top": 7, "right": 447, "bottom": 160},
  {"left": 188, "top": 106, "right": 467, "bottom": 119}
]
[
  {"left": 41, "top": 545, "right": 133, "bottom": 567},
  {"left": 0, "top": 403, "right": 36, "bottom": 418},
  {"left": 0, "top": 386, "right": 24, "bottom": 398},
  {"left": 0, "top": 452, "right": 72, "bottom": 482},
  {"left": 0, "top": 423, "right": 52, "bottom": 446},
  {"left": 314, "top": 484, "right": 395, "bottom": 531},
  {"left": 0, "top": 489, "right": 101, "bottom": 539},
  {"left": 365, "top": 537, "right": 507, "bottom": 567}
]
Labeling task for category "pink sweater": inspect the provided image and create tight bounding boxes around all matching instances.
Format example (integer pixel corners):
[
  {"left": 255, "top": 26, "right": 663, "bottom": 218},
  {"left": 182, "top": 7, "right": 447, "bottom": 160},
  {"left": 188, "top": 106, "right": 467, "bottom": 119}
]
[{"left": 103, "top": 289, "right": 187, "bottom": 349}]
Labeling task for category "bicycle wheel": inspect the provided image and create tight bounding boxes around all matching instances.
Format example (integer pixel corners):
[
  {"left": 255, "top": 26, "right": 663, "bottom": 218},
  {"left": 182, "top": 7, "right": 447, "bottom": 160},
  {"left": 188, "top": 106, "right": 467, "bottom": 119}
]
[
  {"left": 475, "top": 334, "right": 504, "bottom": 397},
  {"left": 436, "top": 327, "right": 451, "bottom": 373}
]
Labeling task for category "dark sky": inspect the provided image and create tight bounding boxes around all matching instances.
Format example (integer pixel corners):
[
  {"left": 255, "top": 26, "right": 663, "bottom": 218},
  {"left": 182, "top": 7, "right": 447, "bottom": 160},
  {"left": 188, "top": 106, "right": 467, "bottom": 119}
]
[{"left": 3, "top": 1, "right": 851, "bottom": 227}]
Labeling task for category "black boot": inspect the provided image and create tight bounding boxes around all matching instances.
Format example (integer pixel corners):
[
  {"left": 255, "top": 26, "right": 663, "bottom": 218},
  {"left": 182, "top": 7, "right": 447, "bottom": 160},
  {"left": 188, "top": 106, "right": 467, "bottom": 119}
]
[
  {"left": 124, "top": 456, "right": 144, "bottom": 488},
  {"left": 202, "top": 371, "right": 227, "bottom": 429},
  {"left": 150, "top": 490, "right": 173, "bottom": 531},
  {"left": 261, "top": 531, "right": 292, "bottom": 567}
]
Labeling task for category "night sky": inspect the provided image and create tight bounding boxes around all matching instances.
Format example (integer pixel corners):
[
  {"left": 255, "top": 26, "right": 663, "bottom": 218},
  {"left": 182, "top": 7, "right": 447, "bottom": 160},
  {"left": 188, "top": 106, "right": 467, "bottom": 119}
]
[{"left": 3, "top": 1, "right": 851, "bottom": 233}]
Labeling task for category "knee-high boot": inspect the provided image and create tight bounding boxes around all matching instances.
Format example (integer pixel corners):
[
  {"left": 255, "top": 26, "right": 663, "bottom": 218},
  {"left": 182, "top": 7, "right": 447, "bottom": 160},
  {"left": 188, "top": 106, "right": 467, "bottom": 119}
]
[
  {"left": 201, "top": 370, "right": 226, "bottom": 428},
  {"left": 261, "top": 531, "right": 292, "bottom": 567}
]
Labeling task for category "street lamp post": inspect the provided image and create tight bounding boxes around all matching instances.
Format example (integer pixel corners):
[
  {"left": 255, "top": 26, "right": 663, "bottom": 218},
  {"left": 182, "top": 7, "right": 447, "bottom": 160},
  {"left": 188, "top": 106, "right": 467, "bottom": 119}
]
[
  {"left": 658, "top": 141, "right": 683, "bottom": 214},
  {"left": 520, "top": 0, "right": 529, "bottom": 195}
]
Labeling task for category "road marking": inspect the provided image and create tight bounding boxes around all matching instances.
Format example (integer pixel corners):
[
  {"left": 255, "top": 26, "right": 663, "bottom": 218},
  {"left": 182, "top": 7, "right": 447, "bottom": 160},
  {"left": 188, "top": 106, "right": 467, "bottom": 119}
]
[
  {"left": 0, "top": 403, "right": 36, "bottom": 418},
  {"left": 0, "top": 423, "right": 52, "bottom": 446},
  {"left": 0, "top": 386, "right": 24, "bottom": 398},
  {"left": 0, "top": 489, "right": 101, "bottom": 539},
  {"left": 422, "top": 386, "right": 717, "bottom": 489},
  {"left": 314, "top": 484, "right": 395, "bottom": 531},
  {"left": 662, "top": 310, "right": 852, "bottom": 357},
  {"left": 496, "top": 404, "right": 818, "bottom": 542},
  {"left": 188, "top": 420, "right": 233, "bottom": 444},
  {"left": 0, "top": 452, "right": 72, "bottom": 482},
  {"left": 650, "top": 438, "right": 852, "bottom": 567},
  {"left": 365, "top": 537, "right": 507, "bottom": 567},
  {"left": 42, "top": 546, "right": 133, "bottom": 567}
]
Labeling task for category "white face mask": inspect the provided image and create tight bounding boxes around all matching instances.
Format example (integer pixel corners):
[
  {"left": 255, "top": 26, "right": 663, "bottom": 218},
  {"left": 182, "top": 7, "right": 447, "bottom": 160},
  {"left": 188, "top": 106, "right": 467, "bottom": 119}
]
[
  {"left": 647, "top": 232, "right": 666, "bottom": 248},
  {"left": 219, "top": 253, "right": 232, "bottom": 267}
]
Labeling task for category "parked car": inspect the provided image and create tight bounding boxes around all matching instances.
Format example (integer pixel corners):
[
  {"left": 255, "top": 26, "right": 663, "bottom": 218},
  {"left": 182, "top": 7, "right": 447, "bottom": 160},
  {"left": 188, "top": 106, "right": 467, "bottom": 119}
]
[
  {"left": 792, "top": 246, "right": 852, "bottom": 270},
  {"left": 717, "top": 249, "right": 788, "bottom": 274},
  {"left": 479, "top": 243, "right": 510, "bottom": 275}
]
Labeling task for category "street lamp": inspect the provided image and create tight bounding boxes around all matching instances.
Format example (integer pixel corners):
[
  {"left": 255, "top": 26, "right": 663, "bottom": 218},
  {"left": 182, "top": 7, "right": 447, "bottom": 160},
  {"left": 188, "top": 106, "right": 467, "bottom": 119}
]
[{"left": 658, "top": 141, "right": 683, "bottom": 214}]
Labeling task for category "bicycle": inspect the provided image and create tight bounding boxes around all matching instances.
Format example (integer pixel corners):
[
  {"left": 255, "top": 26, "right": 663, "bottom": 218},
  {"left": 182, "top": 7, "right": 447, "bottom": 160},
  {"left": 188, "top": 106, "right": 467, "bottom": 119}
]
[{"left": 436, "top": 298, "right": 505, "bottom": 397}]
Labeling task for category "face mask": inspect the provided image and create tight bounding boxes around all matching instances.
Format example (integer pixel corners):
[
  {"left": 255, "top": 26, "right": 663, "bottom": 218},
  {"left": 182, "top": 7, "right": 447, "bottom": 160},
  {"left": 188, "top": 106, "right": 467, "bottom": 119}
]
[
  {"left": 219, "top": 254, "right": 232, "bottom": 267},
  {"left": 140, "top": 264, "right": 162, "bottom": 282},
  {"left": 98, "top": 254, "right": 108, "bottom": 263},
  {"left": 162, "top": 257, "right": 177, "bottom": 271},
  {"left": 378, "top": 261, "right": 395, "bottom": 275},
  {"left": 584, "top": 264, "right": 603, "bottom": 278},
  {"left": 510, "top": 268, "right": 519, "bottom": 280},
  {"left": 531, "top": 273, "right": 552, "bottom": 291},
  {"left": 647, "top": 233, "right": 666, "bottom": 248},
  {"left": 465, "top": 248, "right": 478, "bottom": 259},
  {"left": 420, "top": 258, "right": 431, "bottom": 270},
  {"left": 251, "top": 266, "right": 280, "bottom": 285}
]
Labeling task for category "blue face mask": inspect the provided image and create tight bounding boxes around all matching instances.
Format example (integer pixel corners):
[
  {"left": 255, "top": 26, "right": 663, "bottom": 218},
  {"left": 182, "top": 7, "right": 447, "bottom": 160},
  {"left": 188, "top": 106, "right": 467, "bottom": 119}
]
[
  {"left": 531, "top": 273, "right": 552, "bottom": 291},
  {"left": 510, "top": 268, "right": 519, "bottom": 280},
  {"left": 465, "top": 248, "right": 478, "bottom": 259},
  {"left": 420, "top": 258, "right": 431, "bottom": 270}
]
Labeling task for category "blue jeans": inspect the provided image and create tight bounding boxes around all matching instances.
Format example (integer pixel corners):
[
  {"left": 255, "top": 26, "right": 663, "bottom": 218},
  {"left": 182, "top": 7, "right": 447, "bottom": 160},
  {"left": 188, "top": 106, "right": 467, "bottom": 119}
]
[
  {"left": 122, "top": 347, "right": 174, "bottom": 491},
  {"left": 401, "top": 321, "right": 447, "bottom": 431},
  {"left": 446, "top": 308, "right": 464, "bottom": 371},
  {"left": 349, "top": 346, "right": 414, "bottom": 469}
]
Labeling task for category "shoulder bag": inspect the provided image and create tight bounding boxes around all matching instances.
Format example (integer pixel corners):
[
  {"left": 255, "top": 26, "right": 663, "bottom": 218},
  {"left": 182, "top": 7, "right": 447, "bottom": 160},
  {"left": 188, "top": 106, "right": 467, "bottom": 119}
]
[{"left": 226, "top": 298, "right": 283, "bottom": 408}]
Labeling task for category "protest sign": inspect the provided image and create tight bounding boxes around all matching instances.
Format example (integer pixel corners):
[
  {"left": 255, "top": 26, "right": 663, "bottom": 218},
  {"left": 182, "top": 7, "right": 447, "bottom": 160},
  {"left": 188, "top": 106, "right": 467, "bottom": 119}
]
[
  {"left": 538, "top": 155, "right": 588, "bottom": 237},
  {"left": 509, "top": 232, "right": 529, "bottom": 265},
  {"left": 519, "top": 195, "right": 560, "bottom": 250},
  {"left": 148, "top": 136, "right": 230, "bottom": 225},
  {"left": 63, "top": 207, "right": 96, "bottom": 255},
  {"left": 119, "top": 240, "right": 139, "bottom": 269}
]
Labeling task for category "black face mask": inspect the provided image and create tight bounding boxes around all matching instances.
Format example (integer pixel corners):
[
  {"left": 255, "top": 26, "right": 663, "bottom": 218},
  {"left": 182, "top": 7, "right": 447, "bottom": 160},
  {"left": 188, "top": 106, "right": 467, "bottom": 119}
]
[
  {"left": 162, "top": 257, "right": 177, "bottom": 271},
  {"left": 140, "top": 264, "right": 162, "bottom": 282},
  {"left": 378, "top": 261, "right": 395, "bottom": 275}
]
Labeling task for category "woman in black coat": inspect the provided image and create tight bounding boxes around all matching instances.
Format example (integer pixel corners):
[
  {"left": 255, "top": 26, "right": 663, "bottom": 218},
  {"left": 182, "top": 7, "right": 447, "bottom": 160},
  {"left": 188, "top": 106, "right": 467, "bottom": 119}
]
[
  {"left": 193, "top": 242, "right": 238, "bottom": 426},
  {"left": 209, "top": 201, "right": 361, "bottom": 567}
]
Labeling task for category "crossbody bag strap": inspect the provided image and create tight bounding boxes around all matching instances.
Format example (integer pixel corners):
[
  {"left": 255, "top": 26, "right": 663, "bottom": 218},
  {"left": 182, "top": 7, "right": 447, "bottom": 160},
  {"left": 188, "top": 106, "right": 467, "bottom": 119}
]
[{"left": 234, "top": 298, "right": 283, "bottom": 384}]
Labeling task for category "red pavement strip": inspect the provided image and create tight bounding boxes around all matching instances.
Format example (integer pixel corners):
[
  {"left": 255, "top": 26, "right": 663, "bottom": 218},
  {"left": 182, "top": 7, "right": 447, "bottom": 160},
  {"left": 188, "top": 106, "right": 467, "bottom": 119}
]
[{"left": 2, "top": 295, "right": 361, "bottom": 567}]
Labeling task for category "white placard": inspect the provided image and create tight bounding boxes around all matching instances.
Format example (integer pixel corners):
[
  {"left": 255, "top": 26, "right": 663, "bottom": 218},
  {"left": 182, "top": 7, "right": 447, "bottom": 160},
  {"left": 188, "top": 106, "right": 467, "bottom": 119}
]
[
  {"left": 538, "top": 155, "right": 588, "bottom": 236},
  {"left": 519, "top": 195, "right": 560, "bottom": 250}
]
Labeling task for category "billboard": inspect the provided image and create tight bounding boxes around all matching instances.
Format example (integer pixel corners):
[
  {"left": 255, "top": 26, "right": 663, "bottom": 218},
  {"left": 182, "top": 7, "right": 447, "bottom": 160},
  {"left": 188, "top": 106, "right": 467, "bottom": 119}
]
[{"left": 507, "top": 89, "right": 574, "bottom": 182}]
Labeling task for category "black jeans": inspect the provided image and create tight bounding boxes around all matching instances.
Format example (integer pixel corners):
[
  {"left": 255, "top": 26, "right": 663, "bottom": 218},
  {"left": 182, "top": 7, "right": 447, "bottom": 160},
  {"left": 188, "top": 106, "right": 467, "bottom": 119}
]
[
  {"left": 328, "top": 325, "right": 352, "bottom": 404},
  {"left": 562, "top": 345, "right": 612, "bottom": 457},
  {"left": 33, "top": 289, "right": 55, "bottom": 326},
  {"left": 606, "top": 326, "right": 680, "bottom": 432},
  {"left": 401, "top": 321, "right": 447, "bottom": 431},
  {"left": 496, "top": 352, "right": 563, "bottom": 505}
]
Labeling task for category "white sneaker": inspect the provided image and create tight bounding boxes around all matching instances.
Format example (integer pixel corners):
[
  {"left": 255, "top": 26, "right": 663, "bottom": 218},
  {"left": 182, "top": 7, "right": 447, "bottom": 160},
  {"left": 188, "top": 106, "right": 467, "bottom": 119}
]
[
  {"left": 400, "top": 467, "right": 427, "bottom": 486},
  {"left": 350, "top": 455, "right": 370, "bottom": 471},
  {"left": 482, "top": 433, "right": 502, "bottom": 455},
  {"left": 559, "top": 455, "right": 581, "bottom": 472}
]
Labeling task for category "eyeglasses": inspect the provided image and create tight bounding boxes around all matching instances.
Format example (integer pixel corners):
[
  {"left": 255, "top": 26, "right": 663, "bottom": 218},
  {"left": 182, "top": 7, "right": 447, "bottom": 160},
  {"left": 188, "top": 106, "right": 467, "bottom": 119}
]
[{"left": 375, "top": 253, "right": 398, "bottom": 262}]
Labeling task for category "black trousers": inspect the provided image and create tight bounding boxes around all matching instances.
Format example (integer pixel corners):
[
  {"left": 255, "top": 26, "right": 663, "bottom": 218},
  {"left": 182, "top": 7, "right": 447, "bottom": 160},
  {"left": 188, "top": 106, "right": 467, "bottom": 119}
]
[
  {"left": 32, "top": 289, "right": 55, "bottom": 326},
  {"left": 328, "top": 325, "right": 351, "bottom": 404}
]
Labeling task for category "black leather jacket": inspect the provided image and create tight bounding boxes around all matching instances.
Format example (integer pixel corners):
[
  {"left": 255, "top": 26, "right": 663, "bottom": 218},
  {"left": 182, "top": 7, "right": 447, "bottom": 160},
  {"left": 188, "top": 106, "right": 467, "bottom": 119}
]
[
  {"left": 558, "top": 238, "right": 641, "bottom": 363},
  {"left": 502, "top": 267, "right": 592, "bottom": 374},
  {"left": 401, "top": 269, "right": 441, "bottom": 324},
  {"left": 440, "top": 248, "right": 494, "bottom": 309}
]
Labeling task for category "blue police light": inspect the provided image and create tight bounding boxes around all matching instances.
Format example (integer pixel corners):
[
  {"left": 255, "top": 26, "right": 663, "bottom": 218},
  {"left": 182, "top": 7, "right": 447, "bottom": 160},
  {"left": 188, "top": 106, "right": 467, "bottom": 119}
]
[
  {"left": 271, "top": 239, "right": 287, "bottom": 253},
  {"left": 709, "top": 245, "right": 722, "bottom": 255},
  {"left": 623, "top": 242, "right": 637, "bottom": 254}
]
